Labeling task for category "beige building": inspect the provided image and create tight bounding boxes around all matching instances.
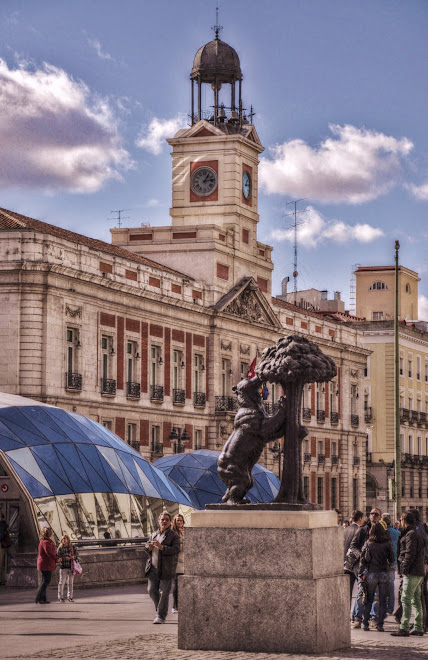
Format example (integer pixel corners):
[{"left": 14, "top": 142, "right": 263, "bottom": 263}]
[
  {"left": 355, "top": 265, "right": 419, "bottom": 322},
  {"left": 0, "top": 33, "right": 370, "bottom": 517}
]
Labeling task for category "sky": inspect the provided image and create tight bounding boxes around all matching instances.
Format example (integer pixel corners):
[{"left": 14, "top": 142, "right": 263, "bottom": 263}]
[{"left": 1, "top": 1, "right": 427, "bottom": 317}]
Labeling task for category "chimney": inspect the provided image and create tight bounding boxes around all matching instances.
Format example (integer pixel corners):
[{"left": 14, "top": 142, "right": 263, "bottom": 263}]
[
  {"left": 282, "top": 277, "right": 290, "bottom": 297},
  {"left": 321, "top": 290, "right": 328, "bottom": 301},
  {"left": 334, "top": 291, "right": 341, "bottom": 301}
]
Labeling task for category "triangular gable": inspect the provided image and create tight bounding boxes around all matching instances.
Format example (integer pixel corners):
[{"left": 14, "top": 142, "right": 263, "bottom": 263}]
[
  {"left": 174, "top": 120, "right": 224, "bottom": 140},
  {"left": 242, "top": 124, "right": 263, "bottom": 147},
  {"left": 214, "top": 277, "right": 281, "bottom": 328}
]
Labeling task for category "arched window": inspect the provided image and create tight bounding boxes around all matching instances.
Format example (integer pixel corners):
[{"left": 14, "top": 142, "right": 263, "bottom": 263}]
[{"left": 369, "top": 281, "right": 388, "bottom": 291}]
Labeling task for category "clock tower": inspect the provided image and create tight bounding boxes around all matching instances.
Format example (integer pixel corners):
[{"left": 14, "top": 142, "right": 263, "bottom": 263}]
[{"left": 111, "top": 31, "right": 273, "bottom": 303}]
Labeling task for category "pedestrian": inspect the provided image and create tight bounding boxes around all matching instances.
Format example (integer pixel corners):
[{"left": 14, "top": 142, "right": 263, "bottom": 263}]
[
  {"left": 349, "top": 507, "right": 382, "bottom": 628},
  {"left": 145, "top": 511, "right": 180, "bottom": 624},
  {"left": 0, "top": 513, "right": 10, "bottom": 585},
  {"left": 343, "top": 520, "right": 350, "bottom": 528},
  {"left": 35, "top": 527, "right": 58, "bottom": 604},
  {"left": 359, "top": 522, "right": 394, "bottom": 632},
  {"left": 381, "top": 513, "right": 400, "bottom": 616},
  {"left": 412, "top": 509, "right": 428, "bottom": 632},
  {"left": 171, "top": 513, "right": 185, "bottom": 614},
  {"left": 344, "top": 509, "right": 364, "bottom": 603},
  {"left": 391, "top": 509, "right": 426, "bottom": 637},
  {"left": 57, "top": 534, "right": 79, "bottom": 602}
]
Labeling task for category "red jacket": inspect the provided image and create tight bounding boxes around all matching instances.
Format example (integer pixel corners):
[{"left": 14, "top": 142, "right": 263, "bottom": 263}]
[{"left": 37, "top": 539, "right": 58, "bottom": 571}]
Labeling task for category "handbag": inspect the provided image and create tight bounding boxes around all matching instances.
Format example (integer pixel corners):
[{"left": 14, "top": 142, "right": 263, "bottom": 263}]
[
  {"left": 344, "top": 546, "right": 361, "bottom": 573},
  {"left": 71, "top": 558, "right": 83, "bottom": 575}
]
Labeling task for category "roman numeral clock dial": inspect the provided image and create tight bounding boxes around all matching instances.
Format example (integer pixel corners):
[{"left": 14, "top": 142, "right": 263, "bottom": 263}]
[{"left": 190, "top": 166, "right": 218, "bottom": 197}]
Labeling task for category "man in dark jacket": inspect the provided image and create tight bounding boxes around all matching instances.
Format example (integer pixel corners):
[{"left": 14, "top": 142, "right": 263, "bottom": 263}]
[
  {"left": 145, "top": 511, "right": 180, "bottom": 624},
  {"left": 391, "top": 510, "right": 426, "bottom": 637},
  {"left": 349, "top": 507, "right": 381, "bottom": 627}
]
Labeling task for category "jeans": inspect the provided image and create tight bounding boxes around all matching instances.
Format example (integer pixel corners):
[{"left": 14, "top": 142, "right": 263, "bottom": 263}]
[
  {"left": 352, "top": 576, "right": 365, "bottom": 621},
  {"left": 147, "top": 566, "right": 172, "bottom": 621},
  {"left": 36, "top": 570, "right": 52, "bottom": 603},
  {"left": 363, "top": 572, "right": 389, "bottom": 628},
  {"left": 386, "top": 564, "right": 397, "bottom": 614},
  {"left": 58, "top": 568, "right": 75, "bottom": 599},
  {"left": 401, "top": 575, "right": 424, "bottom": 633}
]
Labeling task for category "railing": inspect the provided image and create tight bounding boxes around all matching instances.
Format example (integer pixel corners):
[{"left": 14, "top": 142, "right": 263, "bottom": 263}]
[
  {"left": 128, "top": 440, "right": 140, "bottom": 452},
  {"left": 353, "top": 456, "right": 360, "bottom": 465},
  {"left": 173, "top": 388, "right": 185, "bottom": 404},
  {"left": 101, "top": 378, "right": 116, "bottom": 395},
  {"left": 66, "top": 372, "right": 82, "bottom": 391},
  {"left": 331, "top": 455, "right": 339, "bottom": 465},
  {"left": 419, "top": 412, "right": 427, "bottom": 425},
  {"left": 400, "top": 408, "right": 410, "bottom": 422},
  {"left": 151, "top": 442, "right": 164, "bottom": 458},
  {"left": 330, "top": 411, "right": 339, "bottom": 424},
  {"left": 318, "top": 454, "right": 325, "bottom": 464},
  {"left": 409, "top": 410, "right": 419, "bottom": 424},
  {"left": 317, "top": 410, "right": 325, "bottom": 423},
  {"left": 150, "top": 385, "right": 164, "bottom": 402},
  {"left": 364, "top": 407, "right": 372, "bottom": 423},
  {"left": 127, "top": 382, "right": 140, "bottom": 398},
  {"left": 351, "top": 414, "right": 359, "bottom": 427},
  {"left": 304, "top": 453, "right": 311, "bottom": 462},
  {"left": 194, "top": 392, "right": 206, "bottom": 407},
  {"left": 264, "top": 402, "right": 280, "bottom": 415},
  {"left": 302, "top": 407, "right": 311, "bottom": 421},
  {"left": 215, "top": 396, "right": 238, "bottom": 413}
]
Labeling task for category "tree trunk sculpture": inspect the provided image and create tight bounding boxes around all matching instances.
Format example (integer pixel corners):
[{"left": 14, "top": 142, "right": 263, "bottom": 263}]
[{"left": 256, "top": 335, "right": 336, "bottom": 503}]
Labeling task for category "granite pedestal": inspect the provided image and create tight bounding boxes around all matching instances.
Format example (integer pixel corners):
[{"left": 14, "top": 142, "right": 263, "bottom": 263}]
[{"left": 178, "top": 509, "right": 350, "bottom": 655}]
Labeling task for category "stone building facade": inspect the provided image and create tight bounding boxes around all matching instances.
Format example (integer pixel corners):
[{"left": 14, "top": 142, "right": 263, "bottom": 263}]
[{"left": 0, "top": 32, "right": 370, "bottom": 517}]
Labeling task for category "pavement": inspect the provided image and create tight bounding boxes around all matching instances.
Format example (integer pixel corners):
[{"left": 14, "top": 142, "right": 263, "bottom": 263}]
[{"left": 1, "top": 584, "right": 427, "bottom": 659}]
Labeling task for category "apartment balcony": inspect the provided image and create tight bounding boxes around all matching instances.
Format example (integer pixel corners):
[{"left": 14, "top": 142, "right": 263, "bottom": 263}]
[
  {"left": 150, "top": 385, "right": 164, "bottom": 402},
  {"left": 316, "top": 410, "right": 325, "bottom": 423},
  {"left": 330, "top": 411, "right": 339, "bottom": 425},
  {"left": 318, "top": 454, "right": 326, "bottom": 464},
  {"left": 419, "top": 412, "right": 427, "bottom": 425},
  {"left": 303, "top": 453, "right": 311, "bottom": 462},
  {"left": 65, "top": 372, "right": 82, "bottom": 391},
  {"left": 302, "top": 407, "right": 311, "bottom": 421},
  {"left": 364, "top": 407, "right": 373, "bottom": 423},
  {"left": 127, "top": 382, "right": 140, "bottom": 399},
  {"left": 409, "top": 410, "right": 419, "bottom": 425},
  {"left": 173, "top": 388, "right": 185, "bottom": 405},
  {"left": 150, "top": 442, "right": 164, "bottom": 459},
  {"left": 331, "top": 455, "right": 339, "bottom": 465},
  {"left": 128, "top": 440, "right": 140, "bottom": 452},
  {"left": 101, "top": 378, "right": 116, "bottom": 396},
  {"left": 194, "top": 392, "right": 206, "bottom": 407},
  {"left": 215, "top": 396, "right": 238, "bottom": 413},
  {"left": 351, "top": 414, "right": 359, "bottom": 427},
  {"left": 400, "top": 408, "right": 410, "bottom": 423}
]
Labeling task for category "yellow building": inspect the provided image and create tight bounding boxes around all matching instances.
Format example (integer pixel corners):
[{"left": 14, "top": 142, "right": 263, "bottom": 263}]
[{"left": 355, "top": 265, "right": 419, "bottom": 322}]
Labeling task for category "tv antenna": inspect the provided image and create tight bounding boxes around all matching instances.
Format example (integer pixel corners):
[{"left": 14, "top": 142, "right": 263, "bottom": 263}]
[
  {"left": 109, "top": 209, "right": 132, "bottom": 228},
  {"left": 284, "top": 199, "right": 307, "bottom": 305}
]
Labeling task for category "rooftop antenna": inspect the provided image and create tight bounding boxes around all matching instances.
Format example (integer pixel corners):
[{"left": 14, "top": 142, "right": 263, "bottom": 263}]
[
  {"left": 211, "top": 5, "right": 223, "bottom": 40},
  {"left": 284, "top": 200, "right": 307, "bottom": 306},
  {"left": 109, "top": 209, "right": 131, "bottom": 228}
]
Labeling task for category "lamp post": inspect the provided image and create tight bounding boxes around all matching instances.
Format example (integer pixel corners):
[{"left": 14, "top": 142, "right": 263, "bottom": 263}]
[
  {"left": 170, "top": 426, "right": 190, "bottom": 454},
  {"left": 269, "top": 440, "right": 284, "bottom": 480},
  {"left": 394, "top": 240, "right": 401, "bottom": 521}
]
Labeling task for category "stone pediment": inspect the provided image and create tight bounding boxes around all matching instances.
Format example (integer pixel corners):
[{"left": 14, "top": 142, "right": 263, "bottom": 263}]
[
  {"left": 213, "top": 277, "right": 280, "bottom": 328},
  {"left": 169, "top": 120, "right": 263, "bottom": 149}
]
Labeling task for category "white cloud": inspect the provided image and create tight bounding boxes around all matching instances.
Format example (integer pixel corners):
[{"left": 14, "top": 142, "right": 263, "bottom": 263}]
[
  {"left": 136, "top": 115, "right": 185, "bottom": 155},
  {"left": 260, "top": 124, "right": 413, "bottom": 204},
  {"left": 87, "top": 37, "right": 114, "bottom": 61},
  {"left": 0, "top": 58, "right": 133, "bottom": 193},
  {"left": 271, "top": 206, "right": 384, "bottom": 248},
  {"left": 419, "top": 295, "right": 428, "bottom": 321},
  {"left": 407, "top": 182, "right": 428, "bottom": 201}
]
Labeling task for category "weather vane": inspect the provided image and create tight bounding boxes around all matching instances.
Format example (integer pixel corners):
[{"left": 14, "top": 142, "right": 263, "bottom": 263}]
[{"left": 211, "top": 5, "right": 223, "bottom": 40}]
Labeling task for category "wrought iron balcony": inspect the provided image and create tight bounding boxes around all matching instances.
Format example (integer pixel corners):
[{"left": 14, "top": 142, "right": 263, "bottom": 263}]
[
  {"left": 318, "top": 454, "right": 326, "bottom": 464},
  {"left": 128, "top": 440, "right": 140, "bottom": 452},
  {"left": 173, "top": 388, "right": 185, "bottom": 404},
  {"left": 400, "top": 408, "right": 410, "bottom": 422},
  {"left": 65, "top": 372, "right": 82, "bottom": 391},
  {"left": 409, "top": 410, "right": 419, "bottom": 424},
  {"left": 127, "top": 382, "right": 140, "bottom": 398},
  {"left": 316, "top": 409, "right": 325, "bottom": 423},
  {"left": 331, "top": 454, "right": 339, "bottom": 464},
  {"left": 419, "top": 412, "right": 427, "bottom": 425},
  {"left": 302, "top": 407, "right": 311, "bottom": 421},
  {"left": 304, "top": 452, "right": 311, "bottom": 462},
  {"left": 330, "top": 411, "right": 339, "bottom": 425},
  {"left": 351, "top": 414, "right": 359, "bottom": 427},
  {"left": 194, "top": 392, "right": 206, "bottom": 407},
  {"left": 101, "top": 378, "right": 116, "bottom": 395},
  {"left": 353, "top": 456, "right": 360, "bottom": 465},
  {"left": 150, "top": 385, "right": 164, "bottom": 402},
  {"left": 364, "top": 407, "right": 372, "bottom": 423},
  {"left": 215, "top": 396, "right": 238, "bottom": 413},
  {"left": 151, "top": 442, "right": 164, "bottom": 458}
]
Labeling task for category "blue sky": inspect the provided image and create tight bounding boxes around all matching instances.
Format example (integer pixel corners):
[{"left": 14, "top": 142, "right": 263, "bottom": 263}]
[{"left": 1, "top": 1, "right": 427, "bottom": 316}]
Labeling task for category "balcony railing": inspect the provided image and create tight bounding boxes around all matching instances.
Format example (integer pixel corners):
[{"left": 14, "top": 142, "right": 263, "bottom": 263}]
[
  {"left": 302, "top": 408, "right": 311, "bottom": 421},
  {"left": 419, "top": 412, "right": 427, "bottom": 425},
  {"left": 318, "top": 454, "right": 326, "bottom": 464},
  {"left": 127, "top": 382, "right": 140, "bottom": 399},
  {"left": 316, "top": 410, "right": 325, "bottom": 423},
  {"left": 264, "top": 402, "right": 280, "bottom": 415},
  {"left": 101, "top": 378, "right": 116, "bottom": 395},
  {"left": 151, "top": 442, "right": 164, "bottom": 458},
  {"left": 353, "top": 456, "right": 360, "bottom": 465},
  {"left": 351, "top": 414, "right": 359, "bottom": 427},
  {"left": 331, "top": 455, "right": 339, "bottom": 465},
  {"left": 304, "top": 453, "right": 311, "bottom": 462},
  {"left": 400, "top": 408, "right": 410, "bottom": 422},
  {"left": 150, "top": 385, "right": 164, "bottom": 402},
  {"left": 215, "top": 396, "right": 238, "bottom": 413},
  {"left": 409, "top": 410, "right": 419, "bottom": 424},
  {"left": 194, "top": 392, "right": 206, "bottom": 407},
  {"left": 128, "top": 440, "right": 140, "bottom": 452},
  {"left": 173, "top": 388, "right": 185, "bottom": 404},
  {"left": 364, "top": 407, "right": 372, "bottom": 423},
  {"left": 330, "top": 411, "right": 339, "bottom": 425},
  {"left": 66, "top": 372, "right": 82, "bottom": 391}
]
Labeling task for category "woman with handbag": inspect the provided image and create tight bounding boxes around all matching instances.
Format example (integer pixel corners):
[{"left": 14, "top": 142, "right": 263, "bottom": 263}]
[
  {"left": 358, "top": 522, "right": 394, "bottom": 632},
  {"left": 35, "top": 527, "right": 58, "bottom": 604},
  {"left": 57, "top": 534, "right": 79, "bottom": 602}
]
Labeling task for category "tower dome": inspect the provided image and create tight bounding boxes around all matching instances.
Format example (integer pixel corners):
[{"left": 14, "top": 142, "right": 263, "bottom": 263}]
[{"left": 191, "top": 38, "right": 242, "bottom": 84}]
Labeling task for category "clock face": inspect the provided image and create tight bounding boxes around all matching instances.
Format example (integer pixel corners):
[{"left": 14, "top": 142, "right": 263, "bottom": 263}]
[
  {"left": 190, "top": 166, "right": 218, "bottom": 197},
  {"left": 242, "top": 171, "right": 251, "bottom": 200}
]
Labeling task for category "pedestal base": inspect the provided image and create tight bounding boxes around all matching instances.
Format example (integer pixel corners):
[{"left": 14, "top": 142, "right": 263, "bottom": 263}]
[{"left": 178, "top": 510, "right": 351, "bottom": 655}]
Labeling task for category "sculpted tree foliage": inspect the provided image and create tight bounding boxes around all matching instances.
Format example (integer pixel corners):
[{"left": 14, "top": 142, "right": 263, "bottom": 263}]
[{"left": 256, "top": 335, "right": 336, "bottom": 504}]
